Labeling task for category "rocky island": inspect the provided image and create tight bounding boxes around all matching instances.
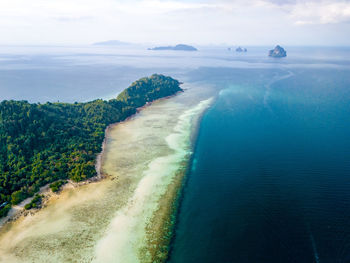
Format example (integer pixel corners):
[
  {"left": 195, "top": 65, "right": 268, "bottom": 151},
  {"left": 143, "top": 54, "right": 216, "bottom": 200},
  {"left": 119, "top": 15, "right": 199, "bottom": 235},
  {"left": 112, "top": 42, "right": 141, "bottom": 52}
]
[
  {"left": 148, "top": 44, "right": 198, "bottom": 51},
  {"left": 269, "top": 45, "right": 287, "bottom": 57},
  {"left": 236, "top": 46, "right": 247, "bottom": 52}
]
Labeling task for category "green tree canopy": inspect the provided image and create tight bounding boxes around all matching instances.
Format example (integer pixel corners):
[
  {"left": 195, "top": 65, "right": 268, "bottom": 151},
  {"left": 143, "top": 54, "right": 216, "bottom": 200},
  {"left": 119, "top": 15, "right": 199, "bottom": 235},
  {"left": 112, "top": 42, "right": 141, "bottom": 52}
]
[{"left": 0, "top": 74, "right": 182, "bottom": 217}]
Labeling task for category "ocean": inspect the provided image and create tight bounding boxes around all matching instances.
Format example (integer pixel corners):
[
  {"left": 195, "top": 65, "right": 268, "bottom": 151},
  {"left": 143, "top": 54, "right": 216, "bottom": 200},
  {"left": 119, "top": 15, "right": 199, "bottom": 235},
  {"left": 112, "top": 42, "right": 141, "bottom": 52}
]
[
  {"left": 0, "top": 45, "right": 350, "bottom": 262},
  {"left": 169, "top": 62, "right": 350, "bottom": 262}
]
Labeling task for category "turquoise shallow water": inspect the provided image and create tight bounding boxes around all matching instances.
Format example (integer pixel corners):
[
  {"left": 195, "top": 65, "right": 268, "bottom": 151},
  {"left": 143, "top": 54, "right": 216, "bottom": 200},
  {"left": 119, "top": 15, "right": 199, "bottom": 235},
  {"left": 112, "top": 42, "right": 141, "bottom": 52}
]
[{"left": 169, "top": 67, "right": 350, "bottom": 263}]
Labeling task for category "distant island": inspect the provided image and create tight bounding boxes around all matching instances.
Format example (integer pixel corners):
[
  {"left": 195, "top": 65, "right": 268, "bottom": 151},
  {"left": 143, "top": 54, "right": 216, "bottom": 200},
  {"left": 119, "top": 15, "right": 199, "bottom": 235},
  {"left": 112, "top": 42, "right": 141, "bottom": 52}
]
[
  {"left": 93, "top": 40, "right": 130, "bottom": 46},
  {"left": 148, "top": 44, "right": 198, "bottom": 51},
  {"left": 0, "top": 74, "right": 183, "bottom": 218},
  {"left": 269, "top": 45, "right": 287, "bottom": 57},
  {"left": 236, "top": 46, "right": 247, "bottom": 52}
]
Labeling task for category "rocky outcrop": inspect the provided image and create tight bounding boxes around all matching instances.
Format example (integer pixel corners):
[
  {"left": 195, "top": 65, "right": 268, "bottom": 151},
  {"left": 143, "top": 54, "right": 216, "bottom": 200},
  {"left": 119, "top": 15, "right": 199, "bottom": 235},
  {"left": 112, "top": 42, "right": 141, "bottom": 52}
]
[
  {"left": 269, "top": 45, "right": 287, "bottom": 57},
  {"left": 236, "top": 46, "right": 247, "bottom": 52}
]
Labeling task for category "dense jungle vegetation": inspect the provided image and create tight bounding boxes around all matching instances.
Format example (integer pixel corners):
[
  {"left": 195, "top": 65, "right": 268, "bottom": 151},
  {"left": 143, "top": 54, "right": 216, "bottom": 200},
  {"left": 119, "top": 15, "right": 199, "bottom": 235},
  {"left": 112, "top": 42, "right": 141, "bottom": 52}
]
[{"left": 0, "top": 74, "right": 182, "bottom": 217}]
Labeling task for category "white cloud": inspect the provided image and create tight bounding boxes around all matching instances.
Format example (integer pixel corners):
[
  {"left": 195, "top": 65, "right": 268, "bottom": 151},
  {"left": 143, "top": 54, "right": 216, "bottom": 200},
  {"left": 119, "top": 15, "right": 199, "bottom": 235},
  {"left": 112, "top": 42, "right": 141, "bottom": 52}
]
[
  {"left": 290, "top": 1, "right": 350, "bottom": 25},
  {"left": 113, "top": 1, "right": 216, "bottom": 15},
  {"left": 254, "top": 0, "right": 350, "bottom": 25},
  {"left": 0, "top": 0, "right": 348, "bottom": 45}
]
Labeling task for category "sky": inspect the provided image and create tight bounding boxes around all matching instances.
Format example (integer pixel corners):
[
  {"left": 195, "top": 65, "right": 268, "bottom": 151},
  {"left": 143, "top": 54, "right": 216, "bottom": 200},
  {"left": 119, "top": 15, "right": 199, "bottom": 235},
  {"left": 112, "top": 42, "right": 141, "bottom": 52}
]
[{"left": 0, "top": 0, "right": 349, "bottom": 46}]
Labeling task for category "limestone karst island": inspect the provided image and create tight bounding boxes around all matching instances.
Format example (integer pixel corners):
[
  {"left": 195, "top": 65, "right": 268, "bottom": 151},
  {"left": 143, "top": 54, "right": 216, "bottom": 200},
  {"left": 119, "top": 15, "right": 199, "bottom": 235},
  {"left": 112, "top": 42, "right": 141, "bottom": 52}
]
[{"left": 268, "top": 45, "right": 287, "bottom": 57}]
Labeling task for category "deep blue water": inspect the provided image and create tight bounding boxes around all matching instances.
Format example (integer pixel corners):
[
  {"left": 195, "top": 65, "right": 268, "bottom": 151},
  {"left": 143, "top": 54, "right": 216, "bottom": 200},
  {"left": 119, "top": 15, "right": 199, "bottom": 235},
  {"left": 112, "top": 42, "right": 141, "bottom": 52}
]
[{"left": 169, "top": 67, "right": 350, "bottom": 263}]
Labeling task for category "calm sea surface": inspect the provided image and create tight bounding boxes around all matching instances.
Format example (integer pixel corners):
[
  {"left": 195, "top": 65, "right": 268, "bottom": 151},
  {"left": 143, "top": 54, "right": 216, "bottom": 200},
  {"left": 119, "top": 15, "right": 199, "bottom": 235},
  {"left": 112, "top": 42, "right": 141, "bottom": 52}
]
[
  {"left": 1, "top": 45, "right": 350, "bottom": 262},
  {"left": 169, "top": 62, "right": 350, "bottom": 262}
]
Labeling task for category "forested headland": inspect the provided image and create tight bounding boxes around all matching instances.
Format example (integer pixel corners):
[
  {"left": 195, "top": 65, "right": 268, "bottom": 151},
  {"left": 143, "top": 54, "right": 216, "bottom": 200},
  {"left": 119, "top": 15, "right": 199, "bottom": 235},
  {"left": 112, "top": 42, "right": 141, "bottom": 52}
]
[{"left": 0, "top": 74, "right": 182, "bottom": 217}]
